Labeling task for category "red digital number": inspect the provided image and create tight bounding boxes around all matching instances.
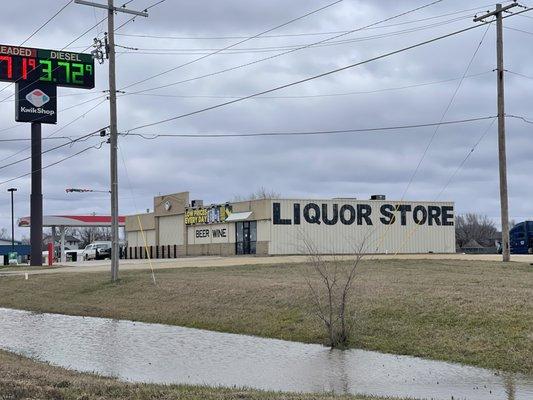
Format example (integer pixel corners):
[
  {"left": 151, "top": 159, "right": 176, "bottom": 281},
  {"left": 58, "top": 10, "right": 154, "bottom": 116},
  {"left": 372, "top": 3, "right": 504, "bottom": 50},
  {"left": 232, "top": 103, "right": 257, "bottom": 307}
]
[
  {"left": 0, "top": 55, "right": 12, "bottom": 79},
  {"left": 22, "top": 57, "right": 36, "bottom": 80}
]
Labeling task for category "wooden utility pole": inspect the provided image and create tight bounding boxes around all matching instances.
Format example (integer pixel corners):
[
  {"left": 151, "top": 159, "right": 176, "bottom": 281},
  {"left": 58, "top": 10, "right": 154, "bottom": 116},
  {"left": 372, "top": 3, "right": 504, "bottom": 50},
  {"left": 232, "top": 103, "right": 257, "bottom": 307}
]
[
  {"left": 474, "top": 3, "right": 517, "bottom": 262},
  {"left": 75, "top": 0, "right": 148, "bottom": 280}
]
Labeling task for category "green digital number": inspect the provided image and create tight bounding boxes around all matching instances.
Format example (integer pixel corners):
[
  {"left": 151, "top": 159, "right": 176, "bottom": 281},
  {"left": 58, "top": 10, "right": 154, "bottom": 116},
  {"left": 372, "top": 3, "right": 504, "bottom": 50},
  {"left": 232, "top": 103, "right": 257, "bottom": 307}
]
[
  {"left": 72, "top": 63, "right": 84, "bottom": 85},
  {"left": 58, "top": 61, "right": 70, "bottom": 83},
  {"left": 39, "top": 60, "right": 52, "bottom": 82}
]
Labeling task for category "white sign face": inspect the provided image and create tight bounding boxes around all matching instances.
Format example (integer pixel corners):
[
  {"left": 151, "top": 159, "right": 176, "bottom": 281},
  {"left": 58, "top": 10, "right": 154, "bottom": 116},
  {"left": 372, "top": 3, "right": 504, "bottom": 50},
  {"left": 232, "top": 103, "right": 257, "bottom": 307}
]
[
  {"left": 188, "top": 223, "right": 233, "bottom": 245},
  {"left": 270, "top": 200, "right": 456, "bottom": 255}
]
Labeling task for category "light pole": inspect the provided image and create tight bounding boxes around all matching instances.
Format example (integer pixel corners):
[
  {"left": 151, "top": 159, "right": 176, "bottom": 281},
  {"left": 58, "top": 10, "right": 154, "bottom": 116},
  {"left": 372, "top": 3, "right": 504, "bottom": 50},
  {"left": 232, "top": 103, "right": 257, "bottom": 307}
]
[{"left": 7, "top": 188, "right": 17, "bottom": 251}]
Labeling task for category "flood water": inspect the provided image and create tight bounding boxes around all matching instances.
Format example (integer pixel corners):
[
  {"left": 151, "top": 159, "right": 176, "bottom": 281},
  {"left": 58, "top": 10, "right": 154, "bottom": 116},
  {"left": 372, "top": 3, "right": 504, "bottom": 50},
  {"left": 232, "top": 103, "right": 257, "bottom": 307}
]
[{"left": 0, "top": 308, "right": 531, "bottom": 400}]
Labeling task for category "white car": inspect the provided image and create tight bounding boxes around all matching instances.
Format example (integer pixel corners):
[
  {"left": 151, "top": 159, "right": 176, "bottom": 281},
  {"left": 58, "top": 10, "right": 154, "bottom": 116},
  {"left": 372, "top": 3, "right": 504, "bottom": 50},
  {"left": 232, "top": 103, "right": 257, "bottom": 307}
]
[{"left": 81, "top": 241, "right": 112, "bottom": 261}]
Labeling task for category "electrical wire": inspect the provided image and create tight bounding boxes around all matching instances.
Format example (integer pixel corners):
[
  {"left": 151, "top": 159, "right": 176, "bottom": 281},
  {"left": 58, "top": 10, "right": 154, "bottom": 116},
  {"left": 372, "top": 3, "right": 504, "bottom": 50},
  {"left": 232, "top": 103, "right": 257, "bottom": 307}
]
[
  {"left": 0, "top": 100, "right": 108, "bottom": 165},
  {"left": 114, "top": 0, "right": 167, "bottom": 32},
  {"left": 126, "top": 70, "right": 492, "bottom": 100},
  {"left": 372, "top": 19, "right": 494, "bottom": 256},
  {"left": 0, "top": 17, "right": 105, "bottom": 101},
  {"left": 435, "top": 118, "right": 497, "bottom": 200},
  {"left": 507, "top": 114, "right": 533, "bottom": 124},
  {"left": 114, "top": 3, "right": 500, "bottom": 40},
  {"left": 119, "top": 0, "right": 449, "bottom": 96},
  {"left": 20, "top": 0, "right": 74, "bottom": 46},
  {"left": 0, "top": 0, "right": 78, "bottom": 95},
  {"left": 124, "top": 8, "right": 533, "bottom": 133},
  {"left": 121, "top": 116, "right": 495, "bottom": 139},
  {"left": 504, "top": 25, "right": 533, "bottom": 35},
  {"left": 0, "top": 127, "right": 106, "bottom": 173},
  {"left": 0, "top": 141, "right": 106, "bottom": 187},
  {"left": 506, "top": 70, "right": 533, "bottom": 80},
  {"left": 114, "top": 15, "right": 476, "bottom": 56},
  {"left": 119, "top": 0, "right": 345, "bottom": 90},
  {"left": 399, "top": 20, "right": 494, "bottom": 200},
  {"left": 393, "top": 117, "right": 497, "bottom": 254}
]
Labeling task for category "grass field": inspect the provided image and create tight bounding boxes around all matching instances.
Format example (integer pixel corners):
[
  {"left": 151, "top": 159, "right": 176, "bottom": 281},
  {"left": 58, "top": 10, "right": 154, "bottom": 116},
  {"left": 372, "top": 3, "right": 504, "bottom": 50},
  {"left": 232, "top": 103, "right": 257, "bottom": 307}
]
[
  {"left": 0, "top": 350, "right": 397, "bottom": 400},
  {"left": 0, "top": 259, "right": 531, "bottom": 374}
]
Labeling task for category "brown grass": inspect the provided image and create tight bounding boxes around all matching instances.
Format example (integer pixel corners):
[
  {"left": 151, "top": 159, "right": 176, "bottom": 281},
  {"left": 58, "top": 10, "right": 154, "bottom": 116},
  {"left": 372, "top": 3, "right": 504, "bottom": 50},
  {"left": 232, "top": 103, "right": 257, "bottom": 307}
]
[{"left": 0, "top": 259, "right": 531, "bottom": 374}]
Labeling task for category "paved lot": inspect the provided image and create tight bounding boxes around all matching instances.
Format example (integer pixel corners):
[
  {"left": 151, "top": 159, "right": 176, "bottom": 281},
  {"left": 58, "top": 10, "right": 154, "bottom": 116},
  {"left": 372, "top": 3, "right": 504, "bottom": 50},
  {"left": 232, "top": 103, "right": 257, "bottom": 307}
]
[{"left": 1, "top": 253, "right": 532, "bottom": 277}]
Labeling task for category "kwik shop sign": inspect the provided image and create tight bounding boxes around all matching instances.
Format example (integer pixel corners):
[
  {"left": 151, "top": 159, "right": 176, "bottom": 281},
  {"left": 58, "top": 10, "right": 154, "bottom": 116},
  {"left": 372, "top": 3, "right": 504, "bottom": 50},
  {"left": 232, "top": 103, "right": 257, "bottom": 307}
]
[
  {"left": 15, "top": 84, "right": 56, "bottom": 124},
  {"left": 273, "top": 201, "right": 454, "bottom": 226}
]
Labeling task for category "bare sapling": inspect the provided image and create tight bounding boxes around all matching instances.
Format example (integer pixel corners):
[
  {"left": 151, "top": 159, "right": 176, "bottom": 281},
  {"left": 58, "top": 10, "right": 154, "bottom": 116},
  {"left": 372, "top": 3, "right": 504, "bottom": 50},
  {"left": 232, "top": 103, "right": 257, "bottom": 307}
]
[{"left": 302, "top": 238, "right": 365, "bottom": 348}]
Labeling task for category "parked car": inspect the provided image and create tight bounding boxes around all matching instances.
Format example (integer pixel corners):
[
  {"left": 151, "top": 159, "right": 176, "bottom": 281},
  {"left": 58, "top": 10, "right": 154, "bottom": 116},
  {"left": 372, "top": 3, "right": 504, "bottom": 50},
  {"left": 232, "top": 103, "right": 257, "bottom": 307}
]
[{"left": 81, "top": 241, "right": 112, "bottom": 261}]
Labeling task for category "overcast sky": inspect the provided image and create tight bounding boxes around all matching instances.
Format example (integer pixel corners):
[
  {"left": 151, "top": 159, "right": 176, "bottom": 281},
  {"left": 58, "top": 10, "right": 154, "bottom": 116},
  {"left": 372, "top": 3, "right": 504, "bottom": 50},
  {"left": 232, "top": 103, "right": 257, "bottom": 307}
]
[{"left": 1, "top": 0, "right": 532, "bottom": 239}]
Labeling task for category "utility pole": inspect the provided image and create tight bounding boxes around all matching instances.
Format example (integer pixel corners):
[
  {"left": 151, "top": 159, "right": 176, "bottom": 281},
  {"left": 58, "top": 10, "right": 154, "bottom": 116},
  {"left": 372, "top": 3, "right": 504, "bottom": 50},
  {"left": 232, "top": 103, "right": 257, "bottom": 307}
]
[
  {"left": 75, "top": 0, "right": 148, "bottom": 281},
  {"left": 474, "top": 3, "right": 517, "bottom": 262}
]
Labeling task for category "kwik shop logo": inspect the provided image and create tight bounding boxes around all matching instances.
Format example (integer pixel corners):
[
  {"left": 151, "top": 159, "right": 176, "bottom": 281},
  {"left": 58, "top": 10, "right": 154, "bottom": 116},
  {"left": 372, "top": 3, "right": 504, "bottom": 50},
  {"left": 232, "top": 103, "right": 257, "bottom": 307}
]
[{"left": 26, "top": 89, "right": 50, "bottom": 108}]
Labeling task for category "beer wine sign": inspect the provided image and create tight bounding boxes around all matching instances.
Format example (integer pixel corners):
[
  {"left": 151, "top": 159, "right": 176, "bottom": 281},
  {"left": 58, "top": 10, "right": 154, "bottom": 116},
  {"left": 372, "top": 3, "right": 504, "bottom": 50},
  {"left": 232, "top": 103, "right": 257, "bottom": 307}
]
[{"left": 0, "top": 44, "right": 95, "bottom": 124}]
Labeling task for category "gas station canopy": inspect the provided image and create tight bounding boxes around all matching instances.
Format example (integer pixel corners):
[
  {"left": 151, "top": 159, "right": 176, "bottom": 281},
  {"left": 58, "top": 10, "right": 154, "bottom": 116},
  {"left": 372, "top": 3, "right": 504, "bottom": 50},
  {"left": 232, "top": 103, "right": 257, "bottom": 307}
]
[{"left": 18, "top": 215, "right": 125, "bottom": 228}]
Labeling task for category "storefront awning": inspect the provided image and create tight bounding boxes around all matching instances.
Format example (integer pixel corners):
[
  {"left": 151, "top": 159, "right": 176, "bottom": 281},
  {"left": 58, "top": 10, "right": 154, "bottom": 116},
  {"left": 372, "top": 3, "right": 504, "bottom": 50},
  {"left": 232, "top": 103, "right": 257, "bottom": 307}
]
[{"left": 225, "top": 211, "right": 253, "bottom": 222}]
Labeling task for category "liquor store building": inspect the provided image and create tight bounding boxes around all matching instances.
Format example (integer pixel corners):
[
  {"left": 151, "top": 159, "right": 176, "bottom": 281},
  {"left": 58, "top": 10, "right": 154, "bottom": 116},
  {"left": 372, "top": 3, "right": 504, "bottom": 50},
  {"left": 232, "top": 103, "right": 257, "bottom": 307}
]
[{"left": 125, "top": 191, "right": 455, "bottom": 258}]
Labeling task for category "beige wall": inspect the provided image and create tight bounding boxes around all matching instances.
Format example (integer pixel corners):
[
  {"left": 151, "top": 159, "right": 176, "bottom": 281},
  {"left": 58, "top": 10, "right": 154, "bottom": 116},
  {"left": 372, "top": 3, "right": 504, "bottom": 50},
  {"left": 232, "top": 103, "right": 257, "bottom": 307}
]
[
  {"left": 127, "top": 230, "right": 156, "bottom": 247},
  {"left": 125, "top": 212, "right": 155, "bottom": 232},
  {"left": 231, "top": 199, "right": 271, "bottom": 220},
  {"left": 154, "top": 192, "right": 189, "bottom": 217},
  {"left": 159, "top": 214, "right": 185, "bottom": 245}
]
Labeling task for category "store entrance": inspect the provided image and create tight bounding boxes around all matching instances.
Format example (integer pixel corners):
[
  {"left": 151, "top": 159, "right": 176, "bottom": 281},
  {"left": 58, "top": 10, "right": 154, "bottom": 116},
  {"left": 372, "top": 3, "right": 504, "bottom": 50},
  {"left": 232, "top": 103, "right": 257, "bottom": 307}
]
[{"left": 236, "top": 221, "right": 256, "bottom": 255}]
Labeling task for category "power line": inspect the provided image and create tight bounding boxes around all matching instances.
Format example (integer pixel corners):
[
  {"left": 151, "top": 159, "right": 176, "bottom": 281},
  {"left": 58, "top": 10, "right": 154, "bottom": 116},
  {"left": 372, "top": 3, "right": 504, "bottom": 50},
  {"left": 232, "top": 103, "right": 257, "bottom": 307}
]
[
  {"left": 20, "top": 0, "right": 74, "bottom": 46},
  {"left": 371, "top": 18, "right": 494, "bottom": 255},
  {"left": 435, "top": 117, "right": 497, "bottom": 200},
  {"left": 0, "top": 135, "right": 98, "bottom": 143},
  {"left": 507, "top": 114, "right": 533, "bottom": 124},
  {"left": 0, "top": 127, "right": 106, "bottom": 173},
  {"left": 0, "top": 17, "right": 106, "bottom": 100},
  {"left": 0, "top": 0, "right": 76, "bottom": 95},
  {"left": 114, "top": 0, "right": 167, "bottom": 31},
  {"left": 115, "top": 14, "right": 473, "bottom": 56},
  {"left": 119, "top": 0, "right": 447, "bottom": 96},
  {"left": 400, "top": 19, "right": 493, "bottom": 200},
  {"left": 121, "top": 116, "right": 495, "bottom": 139},
  {"left": 0, "top": 141, "right": 106, "bottom": 187},
  {"left": 504, "top": 25, "right": 533, "bottom": 35},
  {"left": 114, "top": 3, "right": 499, "bottom": 40},
  {"left": 502, "top": 70, "right": 533, "bottom": 80},
  {"left": 125, "top": 8, "right": 533, "bottom": 133},
  {"left": 119, "top": 0, "right": 345, "bottom": 90},
  {"left": 120, "top": 0, "right": 444, "bottom": 93},
  {"left": 0, "top": 100, "right": 107, "bottom": 166},
  {"left": 126, "top": 70, "right": 492, "bottom": 100}
]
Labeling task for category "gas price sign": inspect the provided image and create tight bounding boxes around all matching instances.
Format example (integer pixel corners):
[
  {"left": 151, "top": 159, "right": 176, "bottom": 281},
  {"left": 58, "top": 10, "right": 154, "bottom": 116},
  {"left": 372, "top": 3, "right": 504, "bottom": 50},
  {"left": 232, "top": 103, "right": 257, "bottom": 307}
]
[{"left": 0, "top": 44, "right": 94, "bottom": 89}]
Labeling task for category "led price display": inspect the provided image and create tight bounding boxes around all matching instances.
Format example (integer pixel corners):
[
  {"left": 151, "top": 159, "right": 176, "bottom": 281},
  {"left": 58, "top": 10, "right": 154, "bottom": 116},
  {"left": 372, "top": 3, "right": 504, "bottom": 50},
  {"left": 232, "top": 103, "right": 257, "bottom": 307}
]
[{"left": 0, "top": 44, "right": 94, "bottom": 89}]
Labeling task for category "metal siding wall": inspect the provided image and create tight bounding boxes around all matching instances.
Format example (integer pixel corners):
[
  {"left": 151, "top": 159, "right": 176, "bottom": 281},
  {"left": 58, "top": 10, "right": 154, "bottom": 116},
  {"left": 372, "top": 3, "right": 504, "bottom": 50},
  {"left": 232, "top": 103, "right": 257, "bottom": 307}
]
[
  {"left": 257, "top": 220, "right": 270, "bottom": 242},
  {"left": 159, "top": 215, "right": 184, "bottom": 245},
  {"left": 126, "top": 230, "right": 156, "bottom": 247},
  {"left": 270, "top": 200, "right": 455, "bottom": 255}
]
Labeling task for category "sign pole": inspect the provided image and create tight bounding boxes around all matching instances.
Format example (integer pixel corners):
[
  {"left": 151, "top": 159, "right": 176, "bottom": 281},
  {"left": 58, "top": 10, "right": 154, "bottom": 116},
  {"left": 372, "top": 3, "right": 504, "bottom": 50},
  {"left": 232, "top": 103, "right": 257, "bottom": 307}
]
[{"left": 30, "top": 122, "right": 43, "bottom": 266}]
